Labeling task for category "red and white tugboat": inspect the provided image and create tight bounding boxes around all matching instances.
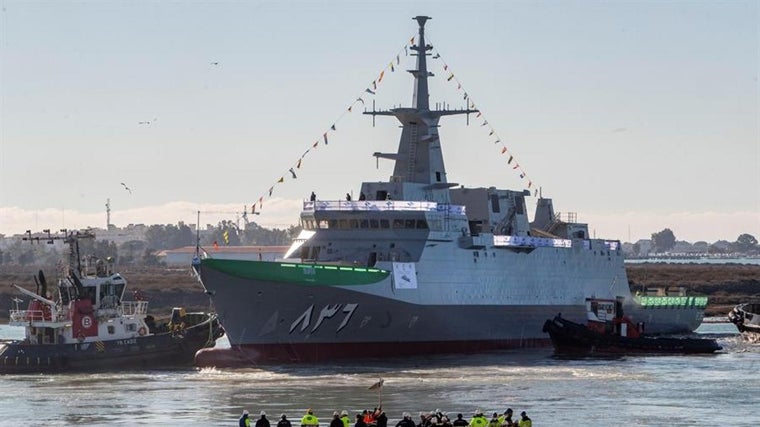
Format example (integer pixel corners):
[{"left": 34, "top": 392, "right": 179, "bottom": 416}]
[
  {"left": 0, "top": 230, "right": 224, "bottom": 374},
  {"left": 542, "top": 297, "right": 721, "bottom": 355}
]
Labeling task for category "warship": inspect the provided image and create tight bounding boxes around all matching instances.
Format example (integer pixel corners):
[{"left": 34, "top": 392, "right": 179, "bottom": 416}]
[{"left": 196, "top": 16, "right": 706, "bottom": 366}]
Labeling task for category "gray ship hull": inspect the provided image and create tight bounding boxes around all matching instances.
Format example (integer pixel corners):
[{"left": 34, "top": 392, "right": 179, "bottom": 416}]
[{"left": 196, "top": 258, "right": 703, "bottom": 365}]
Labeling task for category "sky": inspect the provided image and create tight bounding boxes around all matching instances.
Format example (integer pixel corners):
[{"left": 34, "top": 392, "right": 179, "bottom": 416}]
[{"left": 0, "top": 1, "right": 758, "bottom": 243}]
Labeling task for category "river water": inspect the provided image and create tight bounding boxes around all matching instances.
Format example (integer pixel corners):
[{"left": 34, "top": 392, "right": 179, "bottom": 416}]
[{"left": 0, "top": 323, "right": 757, "bottom": 427}]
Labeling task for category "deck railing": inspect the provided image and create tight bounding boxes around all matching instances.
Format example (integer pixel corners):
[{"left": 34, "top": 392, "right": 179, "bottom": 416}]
[
  {"left": 120, "top": 301, "right": 148, "bottom": 316},
  {"left": 303, "top": 200, "right": 466, "bottom": 215}
]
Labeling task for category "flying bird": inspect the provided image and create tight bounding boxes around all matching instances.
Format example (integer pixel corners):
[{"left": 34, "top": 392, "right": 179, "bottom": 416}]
[
  {"left": 210, "top": 61, "right": 219, "bottom": 66},
  {"left": 120, "top": 182, "right": 132, "bottom": 194}
]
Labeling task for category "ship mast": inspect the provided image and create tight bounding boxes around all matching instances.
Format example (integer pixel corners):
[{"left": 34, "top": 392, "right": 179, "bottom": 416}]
[{"left": 366, "top": 16, "right": 477, "bottom": 201}]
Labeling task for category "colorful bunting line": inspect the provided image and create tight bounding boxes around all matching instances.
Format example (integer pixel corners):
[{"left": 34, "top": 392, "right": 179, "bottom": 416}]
[
  {"left": 429, "top": 38, "right": 539, "bottom": 195},
  {"left": 247, "top": 33, "right": 418, "bottom": 214}
]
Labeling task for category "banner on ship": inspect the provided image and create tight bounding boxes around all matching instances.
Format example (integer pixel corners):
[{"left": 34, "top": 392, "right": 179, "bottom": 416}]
[{"left": 392, "top": 262, "right": 418, "bottom": 289}]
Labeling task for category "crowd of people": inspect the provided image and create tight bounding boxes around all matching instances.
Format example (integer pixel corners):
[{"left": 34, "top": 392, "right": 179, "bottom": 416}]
[{"left": 240, "top": 407, "right": 533, "bottom": 427}]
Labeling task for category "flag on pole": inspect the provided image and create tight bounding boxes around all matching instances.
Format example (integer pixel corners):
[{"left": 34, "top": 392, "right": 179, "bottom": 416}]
[
  {"left": 290, "top": 168, "right": 297, "bottom": 179},
  {"left": 297, "top": 158, "right": 302, "bottom": 169},
  {"left": 365, "top": 88, "right": 375, "bottom": 95},
  {"left": 331, "top": 124, "right": 336, "bottom": 131},
  {"left": 368, "top": 378, "right": 384, "bottom": 390},
  {"left": 269, "top": 186, "right": 274, "bottom": 196},
  {"left": 323, "top": 133, "right": 328, "bottom": 145},
  {"left": 277, "top": 177, "right": 284, "bottom": 183},
  {"left": 378, "top": 71, "right": 385, "bottom": 82}
]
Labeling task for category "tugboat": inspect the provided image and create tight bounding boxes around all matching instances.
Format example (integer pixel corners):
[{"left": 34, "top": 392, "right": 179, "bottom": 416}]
[
  {"left": 0, "top": 230, "right": 224, "bottom": 374},
  {"left": 542, "top": 297, "right": 721, "bottom": 355},
  {"left": 728, "top": 302, "right": 760, "bottom": 343}
]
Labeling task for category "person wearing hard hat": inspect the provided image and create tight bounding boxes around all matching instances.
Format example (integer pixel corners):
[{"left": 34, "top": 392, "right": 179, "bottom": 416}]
[
  {"left": 302, "top": 409, "right": 319, "bottom": 427},
  {"left": 340, "top": 410, "right": 351, "bottom": 427},
  {"left": 240, "top": 410, "right": 251, "bottom": 427},
  {"left": 468, "top": 411, "right": 487, "bottom": 427},
  {"left": 330, "top": 411, "right": 344, "bottom": 427},
  {"left": 256, "top": 411, "right": 270, "bottom": 427}
]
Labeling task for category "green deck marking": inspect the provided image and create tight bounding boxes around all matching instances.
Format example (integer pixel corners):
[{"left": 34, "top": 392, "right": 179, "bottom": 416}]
[{"left": 202, "top": 258, "right": 390, "bottom": 286}]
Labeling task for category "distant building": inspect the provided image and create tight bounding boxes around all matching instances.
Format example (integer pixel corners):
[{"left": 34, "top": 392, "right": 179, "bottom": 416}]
[
  {"left": 89, "top": 224, "right": 148, "bottom": 246},
  {"left": 158, "top": 245, "right": 289, "bottom": 266}
]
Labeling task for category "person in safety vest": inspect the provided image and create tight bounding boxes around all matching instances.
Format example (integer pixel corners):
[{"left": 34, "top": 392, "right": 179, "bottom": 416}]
[
  {"left": 278, "top": 414, "right": 293, "bottom": 427},
  {"left": 340, "top": 411, "right": 351, "bottom": 427},
  {"left": 301, "top": 409, "right": 319, "bottom": 427},
  {"left": 488, "top": 413, "right": 500, "bottom": 427},
  {"left": 468, "top": 411, "right": 487, "bottom": 427},
  {"left": 517, "top": 412, "right": 531, "bottom": 427},
  {"left": 499, "top": 409, "right": 514, "bottom": 427},
  {"left": 240, "top": 410, "right": 251, "bottom": 427}
]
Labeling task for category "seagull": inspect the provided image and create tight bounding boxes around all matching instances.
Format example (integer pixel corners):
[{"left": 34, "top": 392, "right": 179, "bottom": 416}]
[
  {"left": 120, "top": 182, "right": 132, "bottom": 194},
  {"left": 210, "top": 61, "right": 219, "bottom": 66},
  {"left": 138, "top": 121, "right": 151, "bottom": 125}
]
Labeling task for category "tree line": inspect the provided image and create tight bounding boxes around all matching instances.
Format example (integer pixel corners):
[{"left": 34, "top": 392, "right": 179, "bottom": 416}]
[
  {"left": 639, "top": 229, "right": 758, "bottom": 255},
  {"left": 0, "top": 221, "right": 301, "bottom": 267}
]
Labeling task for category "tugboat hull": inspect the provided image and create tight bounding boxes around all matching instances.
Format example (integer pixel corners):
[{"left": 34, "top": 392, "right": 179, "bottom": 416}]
[
  {"left": 0, "top": 314, "right": 223, "bottom": 374},
  {"left": 542, "top": 316, "right": 721, "bottom": 355}
]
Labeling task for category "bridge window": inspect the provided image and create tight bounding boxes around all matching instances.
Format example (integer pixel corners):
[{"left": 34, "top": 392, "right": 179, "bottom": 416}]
[
  {"left": 328, "top": 219, "right": 338, "bottom": 228},
  {"left": 350, "top": 219, "right": 359, "bottom": 229},
  {"left": 360, "top": 219, "right": 369, "bottom": 228},
  {"left": 393, "top": 219, "right": 404, "bottom": 228},
  {"left": 435, "top": 171, "right": 441, "bottom": 182},
  {"left": 490, "top": 194, "right": 500, "bottom": 213},
  {"left": 380, "top": 219, "right": 390, "bottom": 229},
  {"left": 369, "top": 219, "right": 379, "bottom": 229},
  {"left": 416, "top": 219, "right": 428, "bottom": 229},
  {"left": 405, "top": 219, "right": 416, "bottom": 229}
]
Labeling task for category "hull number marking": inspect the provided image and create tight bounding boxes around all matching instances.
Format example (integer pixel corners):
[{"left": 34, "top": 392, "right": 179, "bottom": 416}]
[{"left": 289, "top": 303, "right": 358, "bottom": 335}]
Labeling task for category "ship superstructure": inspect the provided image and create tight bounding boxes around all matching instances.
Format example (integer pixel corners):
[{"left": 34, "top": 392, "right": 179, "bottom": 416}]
[{"left": 196, "top": 16, "right": 705, "bottom": 366}]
